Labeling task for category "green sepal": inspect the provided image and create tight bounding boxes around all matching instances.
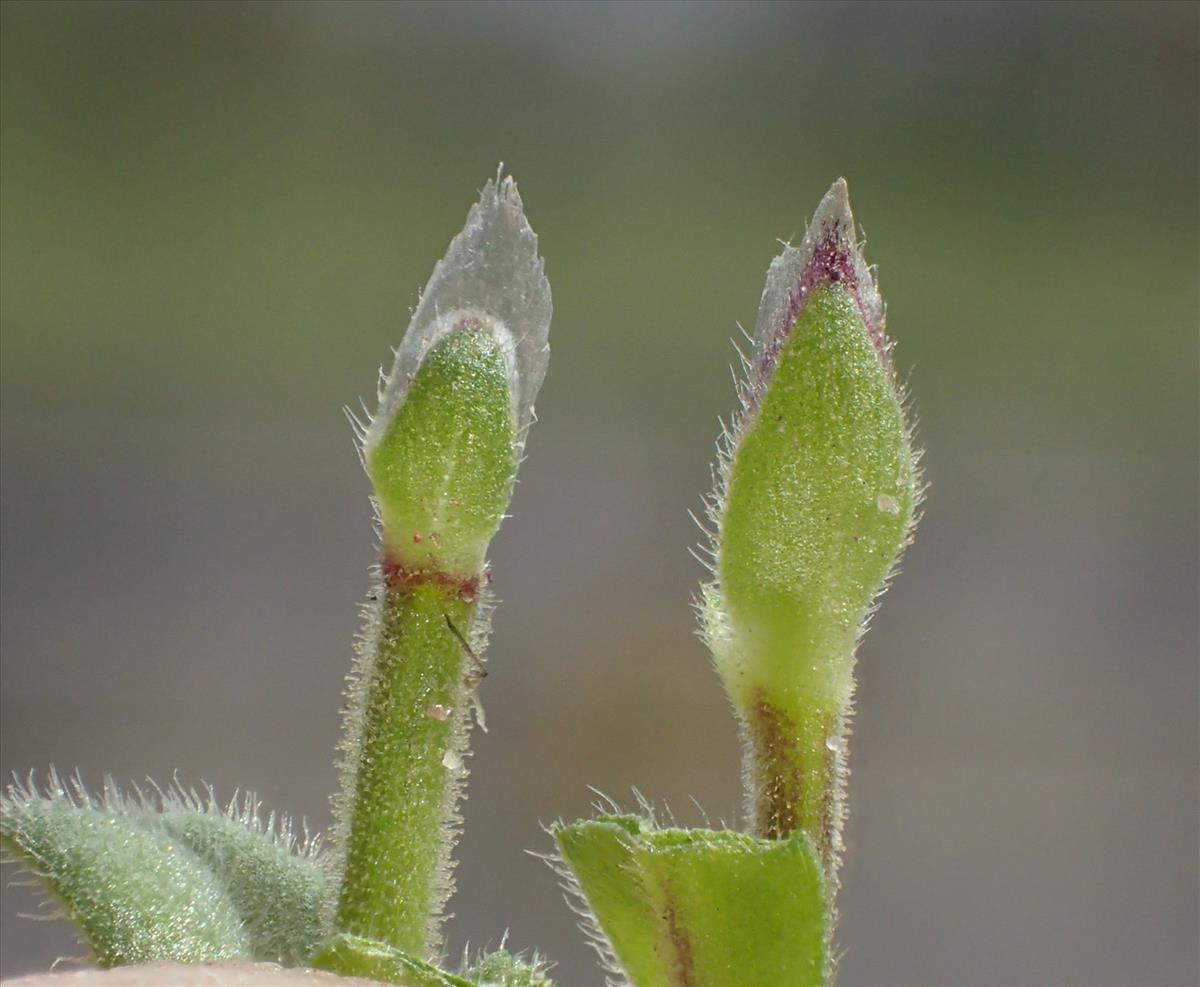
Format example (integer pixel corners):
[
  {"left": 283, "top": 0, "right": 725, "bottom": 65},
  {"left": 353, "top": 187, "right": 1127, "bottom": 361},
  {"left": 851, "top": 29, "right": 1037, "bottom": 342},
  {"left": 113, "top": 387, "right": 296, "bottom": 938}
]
[
  {"left": 311, "top": 933, "right": 475, "bottom": 987},
  {"left": 368, "top": 322, "right": 518, "bottom": 578},
  {"left": 554, "top": 815, "right": 826, "bottom": 987},
  {"left": 714, "top": 277, "right": 915, "bottom": 714},
  {"left": 158, "top": 793, "right": 331, "bottom": 964},
  {"left": 0, "top": 779, "right": 250, "bottom": 966}
]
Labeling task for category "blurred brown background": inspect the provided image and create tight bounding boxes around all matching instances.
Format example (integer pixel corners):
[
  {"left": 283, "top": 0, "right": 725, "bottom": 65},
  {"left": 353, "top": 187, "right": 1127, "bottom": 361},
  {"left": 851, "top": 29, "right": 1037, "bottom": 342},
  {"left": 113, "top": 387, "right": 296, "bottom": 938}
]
[{"left": 2, "top": 2, "right": 1197, "bottom": 985}]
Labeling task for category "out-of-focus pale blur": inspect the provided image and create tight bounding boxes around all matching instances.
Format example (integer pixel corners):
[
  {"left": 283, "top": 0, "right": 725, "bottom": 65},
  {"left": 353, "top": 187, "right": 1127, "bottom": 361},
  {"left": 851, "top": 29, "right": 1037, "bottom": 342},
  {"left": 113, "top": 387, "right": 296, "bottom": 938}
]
[{"left": 2, "top": 3, "right": 1196, "bottom": 985}]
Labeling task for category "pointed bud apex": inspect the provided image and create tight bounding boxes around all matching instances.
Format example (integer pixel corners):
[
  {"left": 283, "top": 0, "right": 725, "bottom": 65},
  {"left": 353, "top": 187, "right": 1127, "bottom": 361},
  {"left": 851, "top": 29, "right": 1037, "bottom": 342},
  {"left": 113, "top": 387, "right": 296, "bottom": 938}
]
[
  {"left": 750, "top": 178, "right": 887, "bottom": 388},
  {"left": 704, "top": 179, "right": 920, "bottom": 858},
  {"left": 364, "top": 174, "right": 551, "bottom": 579}
]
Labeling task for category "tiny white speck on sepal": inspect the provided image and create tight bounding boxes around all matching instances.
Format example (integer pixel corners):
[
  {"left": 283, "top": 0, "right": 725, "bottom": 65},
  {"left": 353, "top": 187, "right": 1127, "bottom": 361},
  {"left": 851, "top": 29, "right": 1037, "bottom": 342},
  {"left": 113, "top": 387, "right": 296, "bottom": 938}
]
[{"left": 366, "top": 169, "right": 552, "bottom": 459}]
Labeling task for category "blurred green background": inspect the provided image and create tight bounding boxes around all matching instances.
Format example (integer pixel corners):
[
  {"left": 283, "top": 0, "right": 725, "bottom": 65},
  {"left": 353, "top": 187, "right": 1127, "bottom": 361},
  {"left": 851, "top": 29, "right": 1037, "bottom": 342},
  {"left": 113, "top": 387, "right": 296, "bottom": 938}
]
[{"left": 2, "top": 2, "right": 1196, "bottom": 984}]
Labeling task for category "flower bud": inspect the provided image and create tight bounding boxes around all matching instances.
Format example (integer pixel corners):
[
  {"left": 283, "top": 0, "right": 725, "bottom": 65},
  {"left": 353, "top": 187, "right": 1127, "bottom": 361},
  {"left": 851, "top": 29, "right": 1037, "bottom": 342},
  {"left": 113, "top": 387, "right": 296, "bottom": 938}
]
[
  {"left": 704, "top": 179, "right": 920, "bottom": 855},
  {"left": 363, "top": 174, "right": 551, "bottom": 581}
]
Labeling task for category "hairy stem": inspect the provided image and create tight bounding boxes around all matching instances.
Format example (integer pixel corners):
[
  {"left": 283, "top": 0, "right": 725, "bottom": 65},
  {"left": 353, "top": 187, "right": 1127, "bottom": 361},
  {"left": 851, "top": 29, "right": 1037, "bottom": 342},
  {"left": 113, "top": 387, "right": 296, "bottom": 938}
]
[
  {"left": 334, "top": 574, "right": 479, "bottom": 957},
  {"left": 744, "top": 698, "right": 844, "bottom": 876}
]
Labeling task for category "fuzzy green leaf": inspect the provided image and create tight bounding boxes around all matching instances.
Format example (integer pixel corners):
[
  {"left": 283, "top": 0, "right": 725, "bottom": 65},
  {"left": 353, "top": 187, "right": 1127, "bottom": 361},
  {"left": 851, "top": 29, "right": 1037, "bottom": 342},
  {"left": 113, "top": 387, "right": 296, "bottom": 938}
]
[
  {"left": 554, "top": 815, "right": 826, "bottom": 987},
  {"left": 158, "top": 792, "right": 331, "bottom": 964},
  {"left": 0, "top": 779, "right": 250, "bottom": 966}
]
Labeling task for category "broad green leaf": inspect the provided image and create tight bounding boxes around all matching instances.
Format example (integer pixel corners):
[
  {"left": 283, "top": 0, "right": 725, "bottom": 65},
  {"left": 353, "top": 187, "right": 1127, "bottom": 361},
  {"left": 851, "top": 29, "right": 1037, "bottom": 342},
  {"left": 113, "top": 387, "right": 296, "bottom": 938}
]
[
  {"left": 554, "top": 815, "right": 826, "bottom": 987},
  {"left": 0, "top": 778, "right": 250, "bottom": 965},
  {"left": 553, "top": 816, "right": 660, "bottom": 987}
]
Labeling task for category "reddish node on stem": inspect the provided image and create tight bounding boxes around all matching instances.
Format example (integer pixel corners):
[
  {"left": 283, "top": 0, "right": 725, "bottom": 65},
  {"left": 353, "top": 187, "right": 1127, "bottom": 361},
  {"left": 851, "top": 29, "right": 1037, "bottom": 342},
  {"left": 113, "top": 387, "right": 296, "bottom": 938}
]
[{"left": 380, "top": 552, "right": 480, "bottom": 603}]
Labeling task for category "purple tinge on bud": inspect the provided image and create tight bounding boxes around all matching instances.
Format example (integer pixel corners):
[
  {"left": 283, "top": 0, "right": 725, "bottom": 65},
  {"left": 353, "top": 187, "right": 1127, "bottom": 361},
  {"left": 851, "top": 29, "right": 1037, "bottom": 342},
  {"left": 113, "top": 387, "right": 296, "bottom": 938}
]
[{"left": 749, "top": 179, "right": 887, "bottom": 407}]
